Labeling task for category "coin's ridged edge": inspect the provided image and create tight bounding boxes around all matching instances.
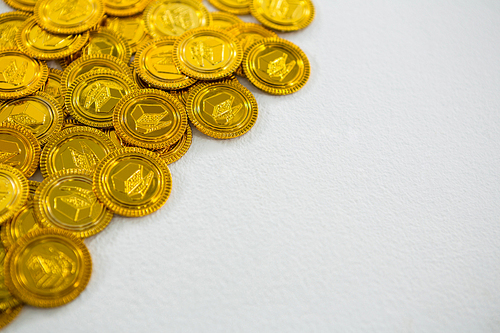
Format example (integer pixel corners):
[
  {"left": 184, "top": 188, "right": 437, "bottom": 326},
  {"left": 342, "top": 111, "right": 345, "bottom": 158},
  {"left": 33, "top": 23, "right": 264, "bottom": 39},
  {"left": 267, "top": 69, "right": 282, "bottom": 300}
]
[
  {"left": 113, "top": 88, "right": 188, "bottom": 149},
  {"left": 84, "top": 28, "right": 132, "bottom": 64},
  {"left": 26, "top": 91, "right": 65, "bottom": 146},
  {"left": 0, "top": 122, "right": 41, "bottom": 178},
  {"left": 173, "top": 27, "right": 242, "bottom": 80},
  {"left": 186, "top": 79, "right": 258, "bottom": 139},
  {"left": 0, "top": 164, "right": 28, "bottom": 227},
  {"left": 0, "top": 305, "right": 22, "bottom": 329},
  {"left": 93, "top": 147, "right": 172, "bottom": 217},
  {"left": 34, "top": 0, "right": 105, "bottom": 34},
  {"left": 0, "top": 11, "right": 32, "bottom": 52},
  {"left": 242, "top": 37, "right": 311, "bottom": 95},
  {"left": 159, "top": 125, "right": 192, "bottom": 164},
  {"left": 65, "top": 69, "right": 137, "bottom": 128},
  {"left": 15, "top": 18, "right": 90, "bottom": 60},
  {"left": 207, "top": 0, "right": 251, "bottom": 15},
  {"left": 210, "top": 11, "right": 245, "bottom": 28},
  {"left": 40, "top": 125, "right": 117, "bottom": 178},
  {"left": 134, "top": 37, "right": 197, "bottom": 90},
  {"left": 249, "top": 0, "right": 315, "bottom": 32},
  {"left": 4, "top": 227, "right": 92, "bottom": 308},
  {"left": 33, "top": 169, "right": 113, "bottom": 238},
  {"left": 104, "top": 0, "right": 150, "bottom": 17},
  {"left": 60, "top": 54, "right": 132, "bottom": 97},
  {"left": 3, "top": 0, "right": 34, "bottom": 12}
]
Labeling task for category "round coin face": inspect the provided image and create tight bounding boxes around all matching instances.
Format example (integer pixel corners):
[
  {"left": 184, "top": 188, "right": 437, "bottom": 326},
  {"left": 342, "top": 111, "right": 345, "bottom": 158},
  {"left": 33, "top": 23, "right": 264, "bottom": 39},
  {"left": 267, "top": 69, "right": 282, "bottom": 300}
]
[
  {"left": 0, "top": 123, "right": 40, "bottom": 178},
  {"left": 173, "top": 27, "right": 242, "bottom": 80},
  {"left": 34, "top": 169, "right": 113, "bottom": 238},
  {"left": 144, "top": 0, "right": 212, "bottom": 38},
  {"left": 93, "top": 147, "right": 172, "bottom": 216},
  {"left": 208, "top": 0, "right": 250, "bottom": 16},
  {"left": 155, "top": 125, "right": 192, "bottom": 164},
  {"left": 40, "top": 126, "right": 118, "bottom": 177},
  {"left": 242, "top": 37, "right": 310, "bottom": 95},
  {"left": 135, "top": 37, "right": 197, "bottom": 90},
  {"left": 4, "top": 228, "right": 92, "bottom": 307},
  {"left": 0, "top": 245, "right": 21, "bottom": 311},
  {"left": 0, "top": 164, "right": 29, "bottom": 225},
  {"left": 0, "top": 305, "right": 22, "bottom": 329},
  {"left": 0, "top": 11, "right": 31, "bottom": 51},
  {"left": 0, "top": 50, "right": 48, "bottom": 99},
  {"left": 113, "top": 89, "right": 188, "bottom": 149},
  {"left": 104, "top": 15, "right": 151, "bottom": 53},
  {"left": 187, "top": 80, "right": 258, "bottom": 139},
  {"left": 0, "top": 92, "right": 64, "bottom": 145},
  {"left": 66, "top": 69, "right": 137, "bottom": 128},
  {"left": 34, "top": 0, "right": 105, "bottom": 34},
  {"left": 3, "top": 0, "right": 36, "bottom": 12},
  {"left": 250, "top": 0, "right": 315, "bottom": 32},
  {"left": 210, "top": 12, "right": 244, "bottom": 30},
  {"left": 81, "top": 28, "right": 132, "bottom": 64},
  {"left": 104, "top": 0, "right": 150, "bottom": 17},
  {"left": 16, "top": 17, "right": 89, "bottom": 60}
]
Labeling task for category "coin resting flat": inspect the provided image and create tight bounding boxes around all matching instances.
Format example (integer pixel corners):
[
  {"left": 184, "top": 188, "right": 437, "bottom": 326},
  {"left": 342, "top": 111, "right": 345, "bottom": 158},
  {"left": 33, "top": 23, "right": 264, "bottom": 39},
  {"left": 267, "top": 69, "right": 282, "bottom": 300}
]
[
  {"left": 0, "top": 11, "right": 31, "bottom": 51},
  {"left": 93, "top": 147, "right": 172, "bottom": 216},
  {"left": 104, "top": 15, "right": 151, "bottom": 53},
  {"left": 4, "top": 228, "right": 92, "bottom": 308},
  {"left": 250, "top": 0, "right": 315, "bottom": 32},
  {"left": 0, "top": 123, "right": 40, "bottom": 178},
  {"left": 81, "top": 28, "right": 132, "bottom": 64}
]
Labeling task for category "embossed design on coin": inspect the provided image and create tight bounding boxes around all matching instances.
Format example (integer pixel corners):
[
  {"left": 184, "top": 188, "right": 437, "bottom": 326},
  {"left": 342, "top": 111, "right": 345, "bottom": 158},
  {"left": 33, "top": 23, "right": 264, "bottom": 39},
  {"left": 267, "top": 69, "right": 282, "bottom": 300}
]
[
  {"left": 0, "top": 24, "right": 19, "bottom": 49},
  {"left": 0, "top": 141, "right": 21, "bottom": 167},
  {"left": 0, "top": 60, "right": 27, "bottom": 86},
  {"left": 250, "top": 0, "right": 314, "bottom": 32},
  {"left": 26, "top": 245, "right": 76, "bottom": 291},
  {"left": 54, "top": 186, "right": 97, "bottom": 222},
  {"left": 84, "top": 81, "right": 125, "bottom": 113},
  {"left": 190, "top": 39, "right": 224, "bottom": 67},
  {"left": 112, "top": 163, "right": 153, "bottom": 199},
  {"left": 64, "top": 142, "right": 99, "bottom": 170},
  {"left": 133, "top": 105, "right": 172, "bottom": 134},
  {"left": 5, "top": 103, "right": 46, "bottom": 128},
  {"left": 51, "top": 0, "right": 91, "bottom": 22},
  {"left": 261, "top": 51, "right": 296, "bottom": 81},
  {"left": 203, "top": 93, "right": 242, "bottom": 125}
]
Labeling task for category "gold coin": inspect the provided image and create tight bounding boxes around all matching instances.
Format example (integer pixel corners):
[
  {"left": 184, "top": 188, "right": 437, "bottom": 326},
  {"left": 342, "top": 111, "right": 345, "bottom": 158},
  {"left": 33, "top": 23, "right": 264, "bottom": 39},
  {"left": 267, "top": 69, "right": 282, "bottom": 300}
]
[
  {"left": 3, "top": 0, "right": 36, "bottom": 12},
  {"left": 0, "top": 305, "right": 22, "bottom": 330},
  {"left": 103, "top": 129, "right": 128, "bottom": 148},
  {"left": 242, "top": 37, "right": 310, "bottom": 95},
  {"left": 155, "top": 125, "right": 192, "bottom": 164},
  {"left": 186, "top": 79, "right": 257, "bottom": 139},
  {"left": 0, "top": 50, "right": 48, "bottom": 99},
  {"left": 65, "top": 69, "right": 137, "bottom": 128},
  {"left": 34, "top": 0, "right": 105, "bottom": 34},
  {"left": 16, "top": 17, "right": 89, "bottom": 60},
  {"left": 113, "top": 89, "right": 188, "bottom": 149},
  {"left": 208, "top": 0, "right": 250, "bottom": 15},
  {"left": 81, "top": 28, "right": 132, "bottom": 64},
  {"left": 1, "top": 181, "right": 41, "bottom": 250},
  {"left": 173, "top": 27, "right": 242, "bottom": 80},
  {"left": 135, "top": 37, "right": 197, "bottom": 90},
  {"left": 61, "top": 54, "right": 132, "bottom": 97},
  {"left": 34, "top": 169, "right": 113, "bottom": 238},
  {"left": 144, "top": 0, "right": 212, "bottom": 38},
  {"left": 61, "top": 117, "right": 83, "bottom": 130},
  {"left": 93, "top": 147, "right": 172, "bottom": 217},
  {"left": 42, "top": 68, "right": 68, "bottom": 114},
  {"left": 0, "top": 164, "right": 29, "bottom": 225},
  {"left": 0, "top": 91, "right": 64, "bottom": 146},
  {"left": 40, "top": 125, "right": 118, "bottom": 177},
  {"left": 249, "top": 0, "right": 315, "bottom": 32},
  {"left": 132, "top": 69, "right": 151, "bottom": 88},
  {"left": 103, "top": 15, "right": 151, "bottom": 54},
  {"left": 104, "top": 0, "right": 150, "bottom": 17},
  {"left": 226, "top": 22, "right": 277, "bottom": 76},
  {"left": 0, "top": 11, "right": 31, "bottom": 51},
  {"left": 210, "top": 12, "right": 244, "bottom": 30},
  {"left": 0, "top": 123, "right": 40, "bottom": 178},
  {"left": 4, "top": 227, "right": 92, "bottom": 308},
  {"left": 0, "top": 244, "right": 21, "bottom": 311}
]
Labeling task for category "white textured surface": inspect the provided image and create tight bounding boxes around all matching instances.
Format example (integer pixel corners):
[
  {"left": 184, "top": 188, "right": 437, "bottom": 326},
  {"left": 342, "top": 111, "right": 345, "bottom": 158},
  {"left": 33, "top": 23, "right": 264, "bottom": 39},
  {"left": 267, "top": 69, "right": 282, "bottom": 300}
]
[{"left": 4, "top": 0, "right": 500, "bottom": 331}]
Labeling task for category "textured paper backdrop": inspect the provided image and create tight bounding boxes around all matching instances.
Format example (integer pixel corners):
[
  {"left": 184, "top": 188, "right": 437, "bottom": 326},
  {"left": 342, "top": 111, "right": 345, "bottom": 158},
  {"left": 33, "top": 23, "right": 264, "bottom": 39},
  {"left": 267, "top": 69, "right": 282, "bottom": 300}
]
[{"left": 4, "top": 0, "right": 500, "bottom": 332}]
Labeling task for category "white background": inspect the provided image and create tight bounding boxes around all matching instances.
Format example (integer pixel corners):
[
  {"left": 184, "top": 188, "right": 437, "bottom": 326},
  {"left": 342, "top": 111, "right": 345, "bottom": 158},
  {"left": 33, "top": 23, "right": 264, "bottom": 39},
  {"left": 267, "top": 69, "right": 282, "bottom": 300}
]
[{"left": 4, "top": 0, "right": 500, "bottom": 331}]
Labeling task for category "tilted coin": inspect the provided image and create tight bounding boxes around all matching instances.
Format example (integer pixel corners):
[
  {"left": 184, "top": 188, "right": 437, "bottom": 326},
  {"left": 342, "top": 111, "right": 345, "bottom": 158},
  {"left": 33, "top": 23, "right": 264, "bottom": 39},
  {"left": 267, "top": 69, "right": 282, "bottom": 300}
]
[
  {"left": 249, "top": 0, "right": 315, "bottom": 32},
  {"left": 61, "top": 118, "right": 83, "bottom": 130},
  {"left": 0, "top": 50, "right": 48, "bottom": 99},
  {"left": 16, "top": 17, "right": 89, "bottom": 60},
  {"left": 135, "top": 37, "right": 196, "bottom": 90},
  {"left": 40, "top": 125, "right": 118, "bottom": 177},
  {"left": 155, "top": 125, "right": 192, "bottom": 164},
  {"left": 42, "top": 68, "right": 66, "bottom": 113},
  {"left": 132, "top": 69, "right": 152, "bottom": 89},
  {"left": 1, "top": 181, "right": 41, "bottom": 250},
  {"left": 103, "top": 15, "right": 151, "bottom": 54},
  {"left": 93, "top": 147, "right": 172, "bottom": 216},
  {"left": 186, "top": 79, "right": 258, "bottom": 139},
  {"left": 0, "top": 164, "right": 29, "bottom": 225},
  {"left": 61, "top": 54, "right": 132, "bottom": 97},
  {"left": 113, "top": 89, "right": 188, "bottom": 149},
  {"left": 211, "top": 11, "right": 244, "bottom": 29},
  {"left": 173, "top": 27, "right": 242, "bottom": 80},
  {"left": 4, "top": 227, "right": 92, "bottom": 307},
  {"left": 0, "top": 305, "right": 22, "bottom": 330},
  {"left": 0, "top": 123, "right": 40, "bottom": 178},
  {"left": 3, "top": 0, "right": 36, "bottom": 12},
  {"left": 0, "top": 91, "right": 64, "bottom": 145},
  {"left": 34, "top": 169, "right": 113, "bottom": 238},
  {"left": 207, "top": 0, "right": 250, "bottom": 15},
  {"left": 81, "top": 28, "right": 132, "bottom": 64},
  {"left": 0, "top": 244, "right": 21, "bottom": 311},
  {"left": 242, "top": 37, "right": 310, "bottom": 95},
  {"left": 144, "top": 0, "right": 212, "bottom": 38},
  {"left": 0, "top": 11, "right": 31, "bottom": 51},
  {"left": 103, "top": 128, "right": 128, "bottom": 148},
  {"left": 65, "top": 69, "right": 137, "bottom": 128},
  {"left": 104, "top": 0, "right": 151, "bottom": 17},
  {"left": 34, "top": 0, "right": 105, "bottom": 34}
]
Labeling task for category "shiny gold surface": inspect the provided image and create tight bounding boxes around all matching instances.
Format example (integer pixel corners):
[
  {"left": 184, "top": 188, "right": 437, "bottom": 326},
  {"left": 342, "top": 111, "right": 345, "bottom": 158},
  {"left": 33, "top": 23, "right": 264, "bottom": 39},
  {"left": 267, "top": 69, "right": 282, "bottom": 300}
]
[
  {"left": 0, "top": 11, "right": 31, "bottom": 51},
  {"left": 81, "top": 28, "right": 132, "bottom": 64},
  {"left": 207, "top": 0, "right": 251, "bottom": 15},
  {"left": 0, "top": 122, "right": 40, "bottom": 178},
  {"left": 249, "top": 0, "right": 315, "bottom": 32},
  {"left": 210, "top": 12, "right": 244, "bottom": 30},
  {"left": 0, "top": 245, "right": 21, "bottom": 311},
  {"left": 155, "top": 125, "right": 192, "bottom": 164},
  {"left": 0, "top": 164, "right": 29, "bottom": 225},
  {"left": 104, "top": 0, "right": 150, "bottom": 17},
  {"left": 104, "top": 15, "right": 151, "bottom": 53}
]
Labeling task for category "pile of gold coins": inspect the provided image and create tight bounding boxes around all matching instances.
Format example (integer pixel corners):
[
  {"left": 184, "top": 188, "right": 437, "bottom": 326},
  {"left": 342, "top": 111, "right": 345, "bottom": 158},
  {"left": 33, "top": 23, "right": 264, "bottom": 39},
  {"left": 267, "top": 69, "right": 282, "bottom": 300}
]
[{"left": 0, "top": 0, "right": 313, "bottom": 328}]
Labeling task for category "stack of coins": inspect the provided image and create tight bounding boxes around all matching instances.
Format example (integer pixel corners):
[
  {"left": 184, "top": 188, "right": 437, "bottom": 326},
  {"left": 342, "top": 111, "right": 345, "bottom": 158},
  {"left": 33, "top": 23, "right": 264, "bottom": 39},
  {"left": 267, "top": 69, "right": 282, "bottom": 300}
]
[{"left": 0, "top": 0, "right": 314, "bottom": 328}]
